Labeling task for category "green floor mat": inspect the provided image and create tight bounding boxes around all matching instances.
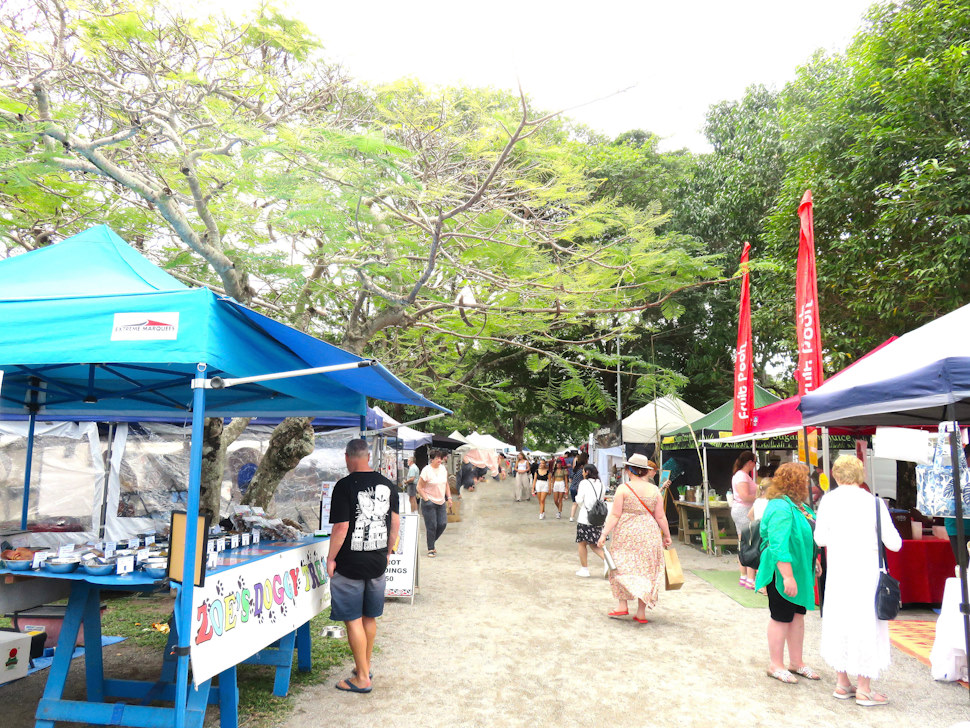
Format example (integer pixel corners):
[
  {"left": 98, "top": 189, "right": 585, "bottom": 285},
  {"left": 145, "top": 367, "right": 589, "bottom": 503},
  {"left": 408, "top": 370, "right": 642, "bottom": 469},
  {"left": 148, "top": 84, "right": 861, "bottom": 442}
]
[{"left": 691, "top": 569, "right": 769, "bottom": 608}]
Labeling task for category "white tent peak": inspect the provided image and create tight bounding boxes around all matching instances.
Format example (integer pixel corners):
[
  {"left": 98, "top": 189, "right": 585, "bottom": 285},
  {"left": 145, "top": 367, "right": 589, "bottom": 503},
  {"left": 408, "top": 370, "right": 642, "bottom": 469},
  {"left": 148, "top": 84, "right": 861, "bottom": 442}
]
[{"left": 622, "top": 396, "right": 705, "bottom": 444}]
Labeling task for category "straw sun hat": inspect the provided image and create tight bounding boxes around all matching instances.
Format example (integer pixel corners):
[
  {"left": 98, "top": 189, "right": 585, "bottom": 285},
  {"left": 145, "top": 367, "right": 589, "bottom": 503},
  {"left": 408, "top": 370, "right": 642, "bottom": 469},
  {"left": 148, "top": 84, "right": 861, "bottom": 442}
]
[{"left": 623, "top": 453, "right": 657, "bottom": 470}]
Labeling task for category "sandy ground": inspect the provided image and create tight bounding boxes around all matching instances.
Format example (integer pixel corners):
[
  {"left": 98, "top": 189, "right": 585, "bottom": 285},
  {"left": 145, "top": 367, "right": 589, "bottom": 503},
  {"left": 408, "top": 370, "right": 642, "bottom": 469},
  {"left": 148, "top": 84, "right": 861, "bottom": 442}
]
[
  {"left": 4, "top": 477, "right": 965, "bottom": 727},
  {"left": 286, "top": 476, "right": 968, "bottom": 728}
]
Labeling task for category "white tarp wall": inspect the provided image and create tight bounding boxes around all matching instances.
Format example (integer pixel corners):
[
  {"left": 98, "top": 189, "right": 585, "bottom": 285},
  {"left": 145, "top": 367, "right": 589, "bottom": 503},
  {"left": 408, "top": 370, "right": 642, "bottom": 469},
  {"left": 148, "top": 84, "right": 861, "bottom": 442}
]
[
  {"left": 0, "top": 422, "right": 363, "bottom": 546},
  {"left": 0, "top": 421, "right": 104, "bottom": 547}
]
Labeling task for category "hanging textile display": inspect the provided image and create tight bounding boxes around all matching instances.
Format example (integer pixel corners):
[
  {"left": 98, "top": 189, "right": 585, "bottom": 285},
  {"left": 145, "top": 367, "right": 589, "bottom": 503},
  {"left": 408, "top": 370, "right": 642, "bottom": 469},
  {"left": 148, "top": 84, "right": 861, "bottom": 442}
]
[{"left": 917, "top": 423, "right": 970, "bottom": 517}]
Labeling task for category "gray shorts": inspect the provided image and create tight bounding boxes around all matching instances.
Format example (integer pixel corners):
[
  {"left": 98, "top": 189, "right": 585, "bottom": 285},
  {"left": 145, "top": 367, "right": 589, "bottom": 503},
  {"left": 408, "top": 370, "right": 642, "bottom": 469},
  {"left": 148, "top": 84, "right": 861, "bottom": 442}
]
[
  {"left": 406, "top": 480, "right": 417, "bottom": 498},
  {"left": 329, "top": 571, "right": 387, "bottom": 622}
]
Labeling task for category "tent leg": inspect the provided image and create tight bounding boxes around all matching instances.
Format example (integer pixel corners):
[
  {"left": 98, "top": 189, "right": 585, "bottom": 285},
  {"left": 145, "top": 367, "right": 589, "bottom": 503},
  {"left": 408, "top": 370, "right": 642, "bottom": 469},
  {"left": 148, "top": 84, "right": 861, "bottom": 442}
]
[
  {"left": 945, "top": 408, "right": 970, "bottom": 704},
  {"left": 97, "top": 424, "right": 114, "bottom": 540},
  {"left": 21, "top": 411, "right": 36, "bottom": 530},
  {"left": 174, "top": 363, "right": 209, "bottom": 728},
  {"left": 702, "top": 444, "right": 713, "bottom": 555}
]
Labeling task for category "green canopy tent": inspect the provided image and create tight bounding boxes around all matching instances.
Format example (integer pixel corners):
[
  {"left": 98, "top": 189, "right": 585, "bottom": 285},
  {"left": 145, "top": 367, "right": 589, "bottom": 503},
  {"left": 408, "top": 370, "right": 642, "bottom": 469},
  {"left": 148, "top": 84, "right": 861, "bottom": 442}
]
[
  {"left": 659, "top": 385, "right": 780, "bottom": 554},
  {"left": 661, "top": 384, "right": 782, "bottom": 450}
]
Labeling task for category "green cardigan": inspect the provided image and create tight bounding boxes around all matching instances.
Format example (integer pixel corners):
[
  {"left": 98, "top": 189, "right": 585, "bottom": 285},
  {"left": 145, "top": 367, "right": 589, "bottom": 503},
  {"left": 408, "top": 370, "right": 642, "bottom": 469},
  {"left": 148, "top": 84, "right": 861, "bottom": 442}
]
[{"left": 753, "top": 496, "right": 816, "bottom": 611}]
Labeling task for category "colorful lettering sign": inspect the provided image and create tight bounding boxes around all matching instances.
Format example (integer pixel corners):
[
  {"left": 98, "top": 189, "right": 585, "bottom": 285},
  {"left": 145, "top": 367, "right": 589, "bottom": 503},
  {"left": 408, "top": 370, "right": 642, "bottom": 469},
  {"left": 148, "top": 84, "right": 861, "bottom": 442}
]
[{"left": 189, "top": 540, "right": 330, "bottom": 685}]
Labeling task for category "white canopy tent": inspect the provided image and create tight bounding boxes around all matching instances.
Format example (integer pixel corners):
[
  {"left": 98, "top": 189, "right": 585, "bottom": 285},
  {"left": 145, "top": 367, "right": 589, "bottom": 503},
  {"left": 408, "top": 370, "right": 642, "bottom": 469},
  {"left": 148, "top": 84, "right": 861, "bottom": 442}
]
[
  {"left": 466, "top": 431, "right": 516, "bottom": 452},
  {"left": 448, "top": 430, "right": 470, "bottom": 444},
  {"left": 622, "top": 396, "right": 705, "bottom": 444}
]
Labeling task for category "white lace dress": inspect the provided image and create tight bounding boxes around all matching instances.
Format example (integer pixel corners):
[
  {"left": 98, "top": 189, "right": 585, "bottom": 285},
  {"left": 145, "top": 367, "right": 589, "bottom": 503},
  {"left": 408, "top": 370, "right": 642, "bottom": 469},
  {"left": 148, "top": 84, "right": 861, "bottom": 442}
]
[{"left": 814, "top": 486, "right": 903, "bottom": 678}]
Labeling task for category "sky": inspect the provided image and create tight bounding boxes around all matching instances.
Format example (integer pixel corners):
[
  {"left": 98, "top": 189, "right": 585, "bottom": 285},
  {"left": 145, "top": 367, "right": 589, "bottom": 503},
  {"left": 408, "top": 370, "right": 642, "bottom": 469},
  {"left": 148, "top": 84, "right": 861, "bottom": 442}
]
[
  {"left": 193, "top": 0, "right": 883, "bottom": 152},
  {"left": 250, "top": 0, "right": 875, "bottom": 382}
]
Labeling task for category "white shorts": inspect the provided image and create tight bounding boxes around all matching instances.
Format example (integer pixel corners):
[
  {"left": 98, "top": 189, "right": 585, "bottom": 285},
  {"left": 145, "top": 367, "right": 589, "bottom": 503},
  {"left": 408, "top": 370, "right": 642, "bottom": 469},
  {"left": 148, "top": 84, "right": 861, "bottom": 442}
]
[
  {"left": 553, "top": 481, "right": 567, "bottom": 493},
  {"left": 534, "top": 479, "right": 549, "bottom": 494}
]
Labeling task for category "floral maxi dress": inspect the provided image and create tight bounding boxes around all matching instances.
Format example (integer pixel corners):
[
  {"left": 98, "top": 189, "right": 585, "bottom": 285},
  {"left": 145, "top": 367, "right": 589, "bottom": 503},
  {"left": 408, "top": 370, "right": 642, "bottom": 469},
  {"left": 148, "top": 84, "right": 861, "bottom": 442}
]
[{"left": 609, "top": 484, "right": 664, "bottom": 607}]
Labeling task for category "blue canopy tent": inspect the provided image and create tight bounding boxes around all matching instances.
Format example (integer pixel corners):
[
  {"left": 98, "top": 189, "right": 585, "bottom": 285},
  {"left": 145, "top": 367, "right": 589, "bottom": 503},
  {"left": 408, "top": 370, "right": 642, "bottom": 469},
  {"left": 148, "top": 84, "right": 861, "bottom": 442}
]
[
  {"left": 0, "top": 225, "right": 447, "bottom": 728},
  {"left": 800, "top": 303, "right": 970, "bottom": 698}
]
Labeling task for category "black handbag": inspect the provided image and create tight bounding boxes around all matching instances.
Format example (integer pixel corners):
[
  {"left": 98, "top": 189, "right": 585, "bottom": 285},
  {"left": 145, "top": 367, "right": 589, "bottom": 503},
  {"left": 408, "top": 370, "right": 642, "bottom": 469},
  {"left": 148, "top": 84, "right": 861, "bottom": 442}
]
[
  {"left": 739, "top": 518, "right": 763, "bottom": 569},
  {"left": 874, "top": 497, "right": 901, "bottom": 620},
  {"left": 586, "top": 480, "right": 608, "bottom": 527}
]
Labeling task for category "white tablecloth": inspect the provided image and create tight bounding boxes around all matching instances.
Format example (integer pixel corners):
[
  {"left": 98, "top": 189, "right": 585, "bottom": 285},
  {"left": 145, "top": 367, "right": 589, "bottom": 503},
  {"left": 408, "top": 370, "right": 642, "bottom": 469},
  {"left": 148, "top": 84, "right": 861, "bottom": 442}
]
[{"left": 931, "top": 577, "right": 969, "bottom": 682}]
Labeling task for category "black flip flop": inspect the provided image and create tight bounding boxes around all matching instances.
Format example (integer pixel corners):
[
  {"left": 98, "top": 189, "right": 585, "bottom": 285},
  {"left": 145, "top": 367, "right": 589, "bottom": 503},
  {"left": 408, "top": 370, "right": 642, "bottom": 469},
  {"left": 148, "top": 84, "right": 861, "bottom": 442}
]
[{"left": 336, "top": 679, "right": 372, "bottom": 693}]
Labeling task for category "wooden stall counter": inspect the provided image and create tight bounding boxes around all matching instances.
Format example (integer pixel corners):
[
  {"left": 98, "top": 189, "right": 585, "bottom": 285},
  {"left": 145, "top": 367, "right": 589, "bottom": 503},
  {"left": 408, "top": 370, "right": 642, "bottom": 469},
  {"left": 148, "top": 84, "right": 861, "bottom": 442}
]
[{"left": 674, "top": 501, "right": 736, "bottom": 554}]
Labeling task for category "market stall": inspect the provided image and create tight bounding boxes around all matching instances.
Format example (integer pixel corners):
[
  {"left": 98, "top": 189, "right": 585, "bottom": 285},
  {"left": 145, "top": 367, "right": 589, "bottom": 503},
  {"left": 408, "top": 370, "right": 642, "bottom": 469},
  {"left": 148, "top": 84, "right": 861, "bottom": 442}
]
[
  {"left": 0, "top": 225, "right": 447, "bottom": 728},
  {"left": 800, "top": 303, "right": 970, "bottom": 697}
]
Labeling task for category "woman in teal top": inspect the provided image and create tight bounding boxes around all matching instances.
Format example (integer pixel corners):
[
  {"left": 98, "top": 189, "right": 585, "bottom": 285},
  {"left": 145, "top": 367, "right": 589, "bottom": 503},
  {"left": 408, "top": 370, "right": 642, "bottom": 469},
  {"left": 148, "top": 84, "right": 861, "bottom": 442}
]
[{"left": 755, "top": 462, "right": 820, "bottom": 684}]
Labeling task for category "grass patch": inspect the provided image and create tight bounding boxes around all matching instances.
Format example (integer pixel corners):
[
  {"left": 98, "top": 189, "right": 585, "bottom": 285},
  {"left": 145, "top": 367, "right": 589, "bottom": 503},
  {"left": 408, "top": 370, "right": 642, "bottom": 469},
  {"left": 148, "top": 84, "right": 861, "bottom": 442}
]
[
  {"left": 96, "top": 593, "right": 353, "bottom": 728},
  {"left": 3, "top": 591, "right": 352, "bottom": 728},
  {"left": 234, "top": 610, "right": 353, "bottom": 726},
  {"left": 100, "top": 591, "right": 176, "bottom": 648}
]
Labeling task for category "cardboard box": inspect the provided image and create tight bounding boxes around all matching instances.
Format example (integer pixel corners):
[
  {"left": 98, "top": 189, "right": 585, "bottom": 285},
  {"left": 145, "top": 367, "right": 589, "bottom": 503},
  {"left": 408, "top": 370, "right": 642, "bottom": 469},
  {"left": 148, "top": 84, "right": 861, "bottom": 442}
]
[{"left": 0, "top": 629, "right": 30, "bottom": 684}]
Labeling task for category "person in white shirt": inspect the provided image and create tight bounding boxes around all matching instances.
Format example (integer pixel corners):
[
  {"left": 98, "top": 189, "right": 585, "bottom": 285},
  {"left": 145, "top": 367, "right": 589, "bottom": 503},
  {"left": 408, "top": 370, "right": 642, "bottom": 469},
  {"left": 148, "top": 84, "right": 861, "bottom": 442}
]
[
  {"left": 416, "top": 449, "right": 452, "bottom": 557},
  {"left": 574, "top": 465, "right": 608, "bottom": 577}
]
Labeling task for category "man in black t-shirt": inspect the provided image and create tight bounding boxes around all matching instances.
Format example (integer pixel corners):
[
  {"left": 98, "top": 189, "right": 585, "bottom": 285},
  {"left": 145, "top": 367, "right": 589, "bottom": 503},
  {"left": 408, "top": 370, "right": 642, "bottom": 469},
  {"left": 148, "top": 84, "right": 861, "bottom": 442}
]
[{"left": 327, "top": 438, "right": 400, "bottom": 694}]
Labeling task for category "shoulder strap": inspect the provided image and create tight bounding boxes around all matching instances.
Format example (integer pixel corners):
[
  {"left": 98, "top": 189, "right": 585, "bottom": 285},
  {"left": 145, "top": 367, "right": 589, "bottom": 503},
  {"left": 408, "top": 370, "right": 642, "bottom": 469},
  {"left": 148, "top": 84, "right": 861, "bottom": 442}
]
[
  {"left": 875, "top": 497, "right": 888, "bottom": 572},
  {"left": 625, "top": 483, "right": 653, "bottom": 513}
]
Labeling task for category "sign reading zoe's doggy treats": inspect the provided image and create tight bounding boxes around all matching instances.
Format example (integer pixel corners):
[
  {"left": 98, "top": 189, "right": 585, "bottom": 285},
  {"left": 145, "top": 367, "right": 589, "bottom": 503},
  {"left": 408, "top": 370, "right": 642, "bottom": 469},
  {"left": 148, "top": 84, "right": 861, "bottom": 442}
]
[{"left": 189, "top": 539, "right": 331, "bottom": 684}]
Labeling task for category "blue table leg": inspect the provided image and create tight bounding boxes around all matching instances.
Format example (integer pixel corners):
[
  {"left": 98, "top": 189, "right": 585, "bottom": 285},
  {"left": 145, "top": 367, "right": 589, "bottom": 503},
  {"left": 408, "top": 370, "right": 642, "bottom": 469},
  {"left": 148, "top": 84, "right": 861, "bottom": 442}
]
[
  {"left": 217, "top": 667, "right": 238, "bottom": 728},
  {"left": 34, "top": 581, "right": 90, "bottom": 728},
  {"left": 296, "top": 622, "right": 312, "bottom": 672},
  {"left": 82, "top": 586, "right": 105, "bottom": 702},
  {"left": 272, "top": 629, "right": 296, "bottom": 697}
]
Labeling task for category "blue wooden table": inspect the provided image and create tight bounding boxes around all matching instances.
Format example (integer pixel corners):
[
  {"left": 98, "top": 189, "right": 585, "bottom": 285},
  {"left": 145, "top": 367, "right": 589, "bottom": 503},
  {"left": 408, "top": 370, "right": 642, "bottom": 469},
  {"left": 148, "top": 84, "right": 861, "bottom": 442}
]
[{"left": 0, "top": 540, "right": 322, "bottom": 728}]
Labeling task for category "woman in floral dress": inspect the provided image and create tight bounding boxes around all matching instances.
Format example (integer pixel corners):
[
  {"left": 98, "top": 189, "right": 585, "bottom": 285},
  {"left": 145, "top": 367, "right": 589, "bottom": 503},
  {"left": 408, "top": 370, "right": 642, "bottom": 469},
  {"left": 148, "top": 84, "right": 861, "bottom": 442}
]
[{"left": 597, "top": 454, "right": 672, "bottom": 623}]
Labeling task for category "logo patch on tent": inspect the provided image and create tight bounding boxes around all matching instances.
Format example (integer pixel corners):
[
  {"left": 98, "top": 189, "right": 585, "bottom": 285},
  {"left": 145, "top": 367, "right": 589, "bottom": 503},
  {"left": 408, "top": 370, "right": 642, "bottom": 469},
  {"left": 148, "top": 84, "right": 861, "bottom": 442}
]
[{"left": 111, "top": 312, "right": 179, "bottom": 341}]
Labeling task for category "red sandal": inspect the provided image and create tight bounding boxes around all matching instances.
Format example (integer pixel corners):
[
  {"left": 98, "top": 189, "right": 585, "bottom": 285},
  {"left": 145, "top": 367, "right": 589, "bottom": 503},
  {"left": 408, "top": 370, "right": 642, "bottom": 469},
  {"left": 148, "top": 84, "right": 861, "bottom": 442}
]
[{"left": 607, "top": 610, "right": 629, "bottom": 618}]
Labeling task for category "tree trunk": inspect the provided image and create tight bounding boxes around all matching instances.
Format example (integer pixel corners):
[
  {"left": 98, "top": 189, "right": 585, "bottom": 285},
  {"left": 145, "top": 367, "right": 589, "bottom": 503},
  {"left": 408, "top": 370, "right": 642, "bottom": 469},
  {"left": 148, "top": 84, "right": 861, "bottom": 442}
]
[
  {"left": 200, "top": 416, "right": 253, "bottom": 519},
  {"left": 242, "top": 417, "right": 315, "bottom": 511}
]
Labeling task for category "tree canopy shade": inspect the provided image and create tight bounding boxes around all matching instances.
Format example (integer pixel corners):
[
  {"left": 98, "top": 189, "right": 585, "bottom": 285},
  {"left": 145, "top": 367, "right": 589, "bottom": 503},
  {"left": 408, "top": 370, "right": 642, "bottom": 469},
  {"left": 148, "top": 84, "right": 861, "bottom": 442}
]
[{"left": 0, "top": 0, "right": 728, "bottom": 454}]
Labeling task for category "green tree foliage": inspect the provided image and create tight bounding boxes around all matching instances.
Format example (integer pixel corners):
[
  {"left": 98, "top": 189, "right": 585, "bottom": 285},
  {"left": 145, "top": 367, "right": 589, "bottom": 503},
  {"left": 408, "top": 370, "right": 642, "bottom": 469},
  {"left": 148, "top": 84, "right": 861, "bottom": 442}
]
[
  {"left": 763, "top": 0, "right": 970, "bottom": 369},
  {"left": 0, "top": 0, "right": 723, "bottom": 458}
]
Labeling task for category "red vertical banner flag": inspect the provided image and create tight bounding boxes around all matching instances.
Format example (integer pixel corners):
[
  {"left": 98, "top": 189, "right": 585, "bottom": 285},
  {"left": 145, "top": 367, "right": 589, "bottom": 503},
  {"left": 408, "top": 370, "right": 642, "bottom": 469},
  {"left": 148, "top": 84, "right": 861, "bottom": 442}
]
[
  {"left": 732, "top": 242, "right": 754, "bottom": 435},
  {"left": 795, "top": 190, "right": 824, "bottom": 395}
]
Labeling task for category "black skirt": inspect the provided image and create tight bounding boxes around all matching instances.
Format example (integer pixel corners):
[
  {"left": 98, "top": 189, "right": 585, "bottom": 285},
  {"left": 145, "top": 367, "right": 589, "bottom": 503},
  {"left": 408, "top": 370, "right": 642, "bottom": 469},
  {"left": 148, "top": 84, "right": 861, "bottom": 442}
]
[{"left": 576, "top": 522, "right": 603, "bottom": 544}]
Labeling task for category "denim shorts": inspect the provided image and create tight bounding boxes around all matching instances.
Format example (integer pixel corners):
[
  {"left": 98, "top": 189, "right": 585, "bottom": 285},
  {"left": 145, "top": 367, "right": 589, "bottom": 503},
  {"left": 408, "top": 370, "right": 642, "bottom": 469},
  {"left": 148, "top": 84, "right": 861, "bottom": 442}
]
[{"left": 329, "top": 571, "right": 387, "bottom": 621}]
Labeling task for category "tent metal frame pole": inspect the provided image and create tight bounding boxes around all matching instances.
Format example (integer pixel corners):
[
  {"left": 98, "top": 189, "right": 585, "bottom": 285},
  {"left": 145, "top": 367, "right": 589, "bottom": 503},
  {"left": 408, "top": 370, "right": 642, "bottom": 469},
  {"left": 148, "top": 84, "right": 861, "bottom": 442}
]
[
  {"left": 21, "top": 412, "right": 36, "bottom": 531},
  {"left": 702, "top": 443, "right": 713, "bottom": 554},
  {"left": 97, "top": 423, "right": 115, "bottom": 540},
  {"left": 821, "top": 426, "right": 831, "bottom": 492},
  {"left": 175, "top": 363, "right": 208, "bottom": 728},
  {"left": 20, "top": 378, "right": 40, "bottom": 530},
  {"left": 945, "top": 405, "right": 970, "bottom": 704}
]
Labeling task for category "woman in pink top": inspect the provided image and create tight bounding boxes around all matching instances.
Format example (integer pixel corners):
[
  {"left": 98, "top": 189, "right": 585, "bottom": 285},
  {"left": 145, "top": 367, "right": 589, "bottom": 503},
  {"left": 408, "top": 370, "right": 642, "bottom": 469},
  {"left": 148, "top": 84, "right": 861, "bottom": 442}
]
[
  {"left": 731, "top": 451, "right": 758, "bottom": 589},
  {"left": 417, "top": 449, "right": 452, "bottom": 557}
]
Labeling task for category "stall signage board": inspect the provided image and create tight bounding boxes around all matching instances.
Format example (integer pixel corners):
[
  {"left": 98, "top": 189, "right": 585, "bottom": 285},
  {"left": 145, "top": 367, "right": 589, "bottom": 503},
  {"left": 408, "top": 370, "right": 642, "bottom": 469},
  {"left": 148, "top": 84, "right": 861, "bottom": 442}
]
[
  {"left": 317, "top": 481, "right": 335, "bottom": 535},
  {"left": 189, "top": 539, "right": 331, "bottom": 685},
  {"left": 384, "top": 513, "right": 418, "bottom": 601}
]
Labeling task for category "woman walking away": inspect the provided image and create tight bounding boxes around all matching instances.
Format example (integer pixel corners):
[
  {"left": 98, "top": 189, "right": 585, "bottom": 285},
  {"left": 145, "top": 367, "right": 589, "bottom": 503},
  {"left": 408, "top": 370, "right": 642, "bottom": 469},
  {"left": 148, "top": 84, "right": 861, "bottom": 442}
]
[
  {"left": 552, "top": 456, "right": 569, "bottom": 519},
  {"left": 532, "top": 458, "right": 552, "bottom": 519},
  {"left": 814, "top": 455, "right": 902, "bottom": 706},
  {"left": 755, "top": 462, "right": 821, "bottom": 685},
  {"left": 732, "top": 451, "right": 758, "bottom": 589},
  {"left": 596, "top": 454, "right": 672, "bottom": 623},
  {"left": 514, "top": 452, "right": 531, "bottom": 502},
  {"left": 568, "top": 452, "right": 589, "bottom": 522},
  {"left": 575, "top": 465, "right": 607, "bottom": 577},
  {"left": 416, "top": 449, "right": 452, "bottom": 557}
]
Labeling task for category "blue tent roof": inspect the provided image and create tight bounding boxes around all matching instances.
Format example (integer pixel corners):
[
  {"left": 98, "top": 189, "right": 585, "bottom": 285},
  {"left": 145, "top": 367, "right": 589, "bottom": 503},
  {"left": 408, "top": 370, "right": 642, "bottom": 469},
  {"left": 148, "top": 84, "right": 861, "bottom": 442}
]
[{"left": 0, "top": 225, "right": 447, "bottom": 419}]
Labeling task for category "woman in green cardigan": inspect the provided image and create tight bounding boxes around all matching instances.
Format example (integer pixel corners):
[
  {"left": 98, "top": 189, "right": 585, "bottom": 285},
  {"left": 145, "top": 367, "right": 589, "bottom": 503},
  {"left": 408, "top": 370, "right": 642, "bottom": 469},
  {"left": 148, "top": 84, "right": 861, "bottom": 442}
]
[{"left": 755, "top": 462, "right": 822, "bottom": 684}]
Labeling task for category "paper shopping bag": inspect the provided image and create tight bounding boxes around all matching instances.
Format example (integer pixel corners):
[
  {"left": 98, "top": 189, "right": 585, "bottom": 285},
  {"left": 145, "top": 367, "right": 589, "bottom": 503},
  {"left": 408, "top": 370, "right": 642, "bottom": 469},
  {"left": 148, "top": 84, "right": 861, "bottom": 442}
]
[{"left": 664, "top": 548, "right": 684, "bottom": 590}]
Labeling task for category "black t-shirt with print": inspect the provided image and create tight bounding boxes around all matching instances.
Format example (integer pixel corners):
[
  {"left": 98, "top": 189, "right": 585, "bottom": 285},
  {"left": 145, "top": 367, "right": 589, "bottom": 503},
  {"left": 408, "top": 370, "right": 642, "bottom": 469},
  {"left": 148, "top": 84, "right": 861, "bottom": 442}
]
[{"left": 330, "top": 470, "right": 399, "bottom": 580}]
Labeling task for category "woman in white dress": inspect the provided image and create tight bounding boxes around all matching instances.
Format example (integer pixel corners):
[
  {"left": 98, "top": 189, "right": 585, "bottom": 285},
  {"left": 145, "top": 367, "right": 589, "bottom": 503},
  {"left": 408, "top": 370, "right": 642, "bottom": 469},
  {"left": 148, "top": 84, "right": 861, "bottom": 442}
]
[{"left": 814, "top": 455, "right": 902, "bottom": 707}]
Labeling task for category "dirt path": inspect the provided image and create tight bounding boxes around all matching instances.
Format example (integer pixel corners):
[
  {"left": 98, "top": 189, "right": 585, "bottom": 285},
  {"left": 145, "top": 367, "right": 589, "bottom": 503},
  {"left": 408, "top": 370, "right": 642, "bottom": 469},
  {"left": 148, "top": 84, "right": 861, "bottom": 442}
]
[{"left": 285, "top": 477, "right": 967, "bottom": 728}]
